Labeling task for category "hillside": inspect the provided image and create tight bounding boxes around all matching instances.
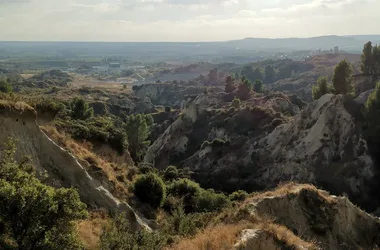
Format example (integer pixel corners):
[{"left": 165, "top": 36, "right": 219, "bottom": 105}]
[{"left": 1, "top": 43, "right": 380, "bottom": 249}]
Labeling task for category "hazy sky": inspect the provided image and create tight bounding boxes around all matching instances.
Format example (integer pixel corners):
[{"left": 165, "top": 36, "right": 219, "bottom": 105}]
[{"left": 0, "top": 0, "right": 378, "bottom": 41}]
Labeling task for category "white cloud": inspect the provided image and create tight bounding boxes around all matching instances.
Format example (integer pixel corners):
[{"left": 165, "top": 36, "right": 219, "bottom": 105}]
[{"left": 0, "top": 0, "right": 378, "bottom": 41}]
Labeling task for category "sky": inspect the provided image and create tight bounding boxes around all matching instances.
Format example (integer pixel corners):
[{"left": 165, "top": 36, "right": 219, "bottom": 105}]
[{"left": 0, "top": 0, "right": 379, "bottom": 41}]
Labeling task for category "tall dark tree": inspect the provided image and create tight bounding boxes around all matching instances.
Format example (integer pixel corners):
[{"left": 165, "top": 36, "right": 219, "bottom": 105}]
[
  {"left": 125, "top": 114, "right": 153, "bottom": 162},
  {"left": 373, "top": 45, "right": 380, "bottom": 75},
  {"left": 361, "top": 41, "right": 373, "bottom": 74},
  {"left": 225, "top": 76, "right": 236, "bottom": 93},
  {"left": 70, "top": 97, "right": 94, "bottom": 120},
  {"left": 253, "top": 79, "right": 263, "bottom": 93},
  {"left": 332, "top": 60, "right": 353, "bottom": 95},
  {"left": 264, "top": 65, "right": 276, "bottom": 83}
]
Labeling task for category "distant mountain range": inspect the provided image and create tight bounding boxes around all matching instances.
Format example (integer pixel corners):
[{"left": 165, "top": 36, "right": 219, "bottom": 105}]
[
  {"left": 226, "top": 35, "right": 380, "bottom": 51},
  {"left": 1, "top": 35, "right": 379, "bottom": 61}
]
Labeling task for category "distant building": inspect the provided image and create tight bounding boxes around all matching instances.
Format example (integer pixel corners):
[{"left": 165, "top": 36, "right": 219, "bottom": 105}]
[{"left": 334, "top": 46, "right": 339, "bottom": 54}]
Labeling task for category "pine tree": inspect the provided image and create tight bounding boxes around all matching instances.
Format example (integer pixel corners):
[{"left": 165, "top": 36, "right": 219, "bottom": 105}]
[
  {"left": 125, "top": 114, "right": 153, "bottom": 162},
  {"left": 312, "top": 76, "right": 332, "bottom": 100},
  {"left": 332, "top": 60, "right": 353, "bottom": 96},
  {"left": 70, "top": 97, "right": 94, "bottom": 120},
  {"left": 361, "top": 41, "right": 373, "bottom": 74}
]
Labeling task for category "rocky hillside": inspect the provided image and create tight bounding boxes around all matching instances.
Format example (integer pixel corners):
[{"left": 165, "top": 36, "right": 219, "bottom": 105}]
[
  {"left": 144, "top": 92, "right": 377, "bottom": 211},
  {"left": 172, "top": 183, "right": 380, "bottom": 250},
  {"left": 0, "top": 100, "right": 151, "bottom": 230}
]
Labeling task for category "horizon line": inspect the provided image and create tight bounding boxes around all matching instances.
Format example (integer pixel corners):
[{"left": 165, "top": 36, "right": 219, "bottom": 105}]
[{"left": 1, "top": 34, "right": 380, "bottom": 43}]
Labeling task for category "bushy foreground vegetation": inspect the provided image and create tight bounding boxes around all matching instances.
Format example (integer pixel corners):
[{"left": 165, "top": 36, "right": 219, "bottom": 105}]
[{"left": 0, "top": 139, "right": 87, "bottom": 250}]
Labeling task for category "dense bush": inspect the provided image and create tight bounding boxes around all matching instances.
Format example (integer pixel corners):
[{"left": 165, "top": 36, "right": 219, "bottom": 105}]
[
  {"left": 55, "top": 116, "right": 128, "bottom": 154},
  {"left": 167, "top": 179, "right": 230, "bottom": 213},
  {"left": 164, "top": 165, "right": 180, "bottom": 181},
  {"left": 100, "top": 214, "right": 167, "bottom": 250},
  {"left": 195, "top": 190, "right": 231, "bottom": 212},
  {"left": 133, "top": 173, "right": 166, "bottom": 209},
  {"left": 0, "top": 139, "right": 87, "bottom": 249},
  {"left": 229, "top": 190, "right": 249, "bottom": 202},
  {"left": 0, "top": 79, "right": 12, "bottom": 93}
]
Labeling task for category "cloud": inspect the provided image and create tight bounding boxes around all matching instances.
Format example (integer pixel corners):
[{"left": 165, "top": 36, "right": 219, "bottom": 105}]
[{"left": 0, "top": 0, "right": 378, "bottom": 41}]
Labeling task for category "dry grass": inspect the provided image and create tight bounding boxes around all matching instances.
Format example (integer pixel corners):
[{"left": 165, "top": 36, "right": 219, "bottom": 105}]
[
  {"left": 76, "top": 211, "right": 108, "bottom": 250},
  {"left": 246, "top": 182, "right": 334, "bottom": 204},
  {"left": 258, "top": 222, "right": 318, "bottom": 249},
  {"left": 40, "top": 125, "right": 131, "bottom": 198},
  {"left": 168, "top": 223, "right": 251, "bottom": 250},
  {"left": 168, "top": 217, "right": 317, "bottom": 250},
  {"left": 0, "top": 100, "right": 36, "bottom": 115}
]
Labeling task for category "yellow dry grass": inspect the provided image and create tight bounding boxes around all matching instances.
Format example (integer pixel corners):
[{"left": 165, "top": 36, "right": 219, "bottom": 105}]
[
  {"left": 40, "top": 125, "right": 131, "bottom": 198},
  {"left": 168, "top": 223, "right": 251, "bottom": 250},
  {"left": 76, "top": 212, "right": 108, "bottom": 250},
  {"left": 247, "top": 182, "right": 334, "bottom": 204}
]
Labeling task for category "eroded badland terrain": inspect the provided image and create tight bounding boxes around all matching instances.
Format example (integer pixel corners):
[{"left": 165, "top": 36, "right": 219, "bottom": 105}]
[{"left": 1, "top": 41, "right": 380, "bottom": 250}]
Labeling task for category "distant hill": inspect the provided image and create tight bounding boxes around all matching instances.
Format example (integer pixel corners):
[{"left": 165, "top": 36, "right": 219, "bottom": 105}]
[
  {"left": 227, "top": 35, "right": 380, "bottom": 51},
  {"left": 0, "top": 35, "right": 378, "bottom": 61}
]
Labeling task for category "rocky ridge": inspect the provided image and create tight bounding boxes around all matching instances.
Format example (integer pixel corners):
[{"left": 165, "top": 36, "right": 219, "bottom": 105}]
[{"left": 0, "top": 101, "right": 152, "bottom": 230}]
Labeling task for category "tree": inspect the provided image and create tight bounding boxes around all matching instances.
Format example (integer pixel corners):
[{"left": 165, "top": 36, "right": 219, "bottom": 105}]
[
  {"left": 125, "top": 114, "right": 153, "bottom": 162},
  {"left": 312, "top": 76, "right": 332, "bottom": 100},
  {"left": 373, "top": 45, "right": 380, "bottom": 75},
  {"left": 332, "top": 60, "right": 354, "bottom": 95},
  {"left": 364, "top": 82, "right": 380, "bottom": 158},
  {"left": 241, "top": 65, "right": 253, "bottom": 82},
  {"left": 361, "top": 41, "right": 373, "bottom": 74},
  {"left": 253, "top": 79, "right": 263, "bottom": 93},
  {"left": 237, "top": 79, "right": 252, "bottom": 101},
  {"left": 133, "top": 173, "right": 166, "bottom": 209},
  {"left": 70, "top": 97, "right": 94, "bottom": 120},
  {"left": 0, "top": 139, "right": 87, "bottom": 249},
  {"left": 264, "top": 65, "right": 276, "bottom": 83},
  {"left": 225, "top": 76, "right": 236, "bottom": 93}
]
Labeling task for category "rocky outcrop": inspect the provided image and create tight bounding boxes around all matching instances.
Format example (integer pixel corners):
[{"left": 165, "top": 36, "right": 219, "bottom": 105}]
[
  {"left": 146, "top": 92, "right": 377, "bottom": 210},
  {"left": 133, "top": 83, "right": 207, "bottom": 107},
  {"left": 240, "top": 184, "right": 380, "bottom": 250},
  {"left": 0, "top": 101, "right": 151, "bottom": 230},
  {"left": 256, "top": 94, "right": 375, "bottom": 209}
]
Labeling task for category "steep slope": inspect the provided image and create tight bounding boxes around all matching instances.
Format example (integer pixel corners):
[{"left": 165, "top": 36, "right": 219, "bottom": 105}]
[
  {"left": 0, "top": 101, "right": 151, "bottom": 230},
  {"left": 256, "top": 94, "right": 375, "bottom": 209},
  {"left": 241, "top": 183, "right": 380, "bottom": 250},
  {"left": 171, "top": 183, "right": 380, "bottom": 250},
  {"left": 145, "top": 93, "right": 376, "bottom": 210}
]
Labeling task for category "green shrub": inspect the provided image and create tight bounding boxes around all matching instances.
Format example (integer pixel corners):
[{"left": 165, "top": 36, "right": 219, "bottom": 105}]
[
  {"left": 195, "top": 191, "right": 231, "bottom": 212},
  {"left": 312, "top": 76, "right": 333, "bottom": 100},
  {"left": 164, "top": 165, "right": 179, "bottom": 181},
  {"left": 138, "top": 162, "right": 158, "bottom": 174},
  {"left": 100, "top": 213, "right": 167, "bottom": 250},
  {"left": 0, "top": 79, "right": 12, "bottom": 93},
  {"left": 168, "top": 179, "right": 230, "bottom": 213},
  {"left": 133, "top": 173, "right": 166, "bottom": 209},
  {"left": 0, "top": 139, "right": 87, "bottom": 249},
  {"left": 229, "top": 190, "right": 249, "bottom": 202},
  {"left": 168, "top": 179, "right": 201, "bottom": 212},
  {"left": 163, "top": 205, "right": 205, "bottom": 237}
]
